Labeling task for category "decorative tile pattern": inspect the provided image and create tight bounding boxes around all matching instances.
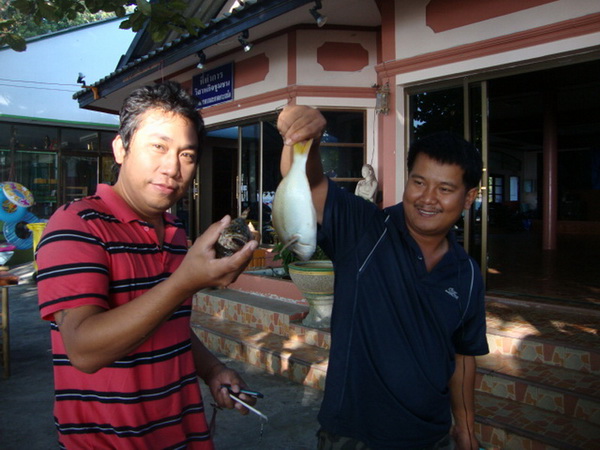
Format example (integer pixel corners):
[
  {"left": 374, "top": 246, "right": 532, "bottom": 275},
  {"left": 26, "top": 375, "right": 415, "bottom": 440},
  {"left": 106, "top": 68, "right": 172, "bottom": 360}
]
[
  {"left": 192, "top": 290, "right": 599, "bottom": 449},
  {"left": 191, "top": 312, "right": 329, "bottom": 390},
  {"left": 486, "top": 300, "right": 599, "bottom": 375},
  {"left": 476, "top": 391, "right": 599, "bottom": 448}
]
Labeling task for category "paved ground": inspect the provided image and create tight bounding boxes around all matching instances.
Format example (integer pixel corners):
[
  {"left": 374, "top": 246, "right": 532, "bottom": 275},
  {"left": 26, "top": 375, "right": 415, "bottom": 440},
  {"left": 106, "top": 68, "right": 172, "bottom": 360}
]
[{"left": 0, "top": 278, "right": 323, "bottom": 449}]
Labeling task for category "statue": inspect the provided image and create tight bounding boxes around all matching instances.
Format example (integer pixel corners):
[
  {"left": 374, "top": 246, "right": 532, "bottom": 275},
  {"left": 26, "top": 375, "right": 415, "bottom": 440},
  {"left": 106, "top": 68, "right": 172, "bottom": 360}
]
[{"left": 355, "top": 164, "right": 378, "bottom": 203}]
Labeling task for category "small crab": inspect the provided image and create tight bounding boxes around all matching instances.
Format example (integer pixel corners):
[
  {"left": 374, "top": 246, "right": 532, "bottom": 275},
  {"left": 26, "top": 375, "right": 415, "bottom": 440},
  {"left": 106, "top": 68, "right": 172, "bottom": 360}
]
[{"left": 215, "top": 209, "right": 255, "bottom": 258}]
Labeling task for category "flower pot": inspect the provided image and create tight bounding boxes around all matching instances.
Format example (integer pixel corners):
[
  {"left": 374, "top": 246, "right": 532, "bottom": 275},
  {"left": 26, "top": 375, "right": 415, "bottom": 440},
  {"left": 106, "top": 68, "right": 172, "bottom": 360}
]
[{"left": 288, "top": 260, "right": 334, "bottom": 329}]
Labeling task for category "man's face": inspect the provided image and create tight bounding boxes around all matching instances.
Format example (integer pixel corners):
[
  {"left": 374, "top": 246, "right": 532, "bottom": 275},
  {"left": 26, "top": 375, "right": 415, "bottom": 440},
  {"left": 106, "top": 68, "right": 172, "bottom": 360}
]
[
  {"left": 112, "top": 108, "right": 198, "bottom": 222},
  {"left": 403, "top": 153, "right": 477, "bottom": 241}
]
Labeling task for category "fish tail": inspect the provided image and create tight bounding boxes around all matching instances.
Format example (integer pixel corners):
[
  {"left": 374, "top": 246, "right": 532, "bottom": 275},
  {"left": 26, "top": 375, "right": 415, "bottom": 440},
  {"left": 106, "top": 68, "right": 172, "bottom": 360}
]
[{"left": 293, "top": 138, "right": 314, "bottom": 156}]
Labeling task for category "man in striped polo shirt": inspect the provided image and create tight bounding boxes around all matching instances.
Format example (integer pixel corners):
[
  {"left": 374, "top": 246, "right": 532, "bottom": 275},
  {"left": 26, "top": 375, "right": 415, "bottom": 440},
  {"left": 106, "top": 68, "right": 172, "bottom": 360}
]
[{"left": 37, "top": 82, "right": 258, "bottom": 449}]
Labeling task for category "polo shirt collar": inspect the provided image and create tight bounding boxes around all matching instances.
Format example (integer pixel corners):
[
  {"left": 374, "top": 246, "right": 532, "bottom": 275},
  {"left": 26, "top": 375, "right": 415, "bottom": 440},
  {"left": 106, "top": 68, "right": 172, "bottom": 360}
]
[
  {"left": 387, "top": 202, "right": 469, "bottom": 263},
  {"left": 94, "top": 183, "right": 174, "bottom": 227}
]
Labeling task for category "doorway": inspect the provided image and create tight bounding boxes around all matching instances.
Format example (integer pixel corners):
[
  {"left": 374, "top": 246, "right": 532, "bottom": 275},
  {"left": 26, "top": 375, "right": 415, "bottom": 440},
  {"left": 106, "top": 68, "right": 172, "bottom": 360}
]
[
  {"left": 212, "top": 146, "right": 237, "bottom": 224},
  {"left": 408, "top": 59, "right": 600, "bottom": 308},
  {"left": 485, "top": 59, "right": 600, "bottom": 307},
  {"left": 200, "top": 117, "right": 280, "bottom": 246}
]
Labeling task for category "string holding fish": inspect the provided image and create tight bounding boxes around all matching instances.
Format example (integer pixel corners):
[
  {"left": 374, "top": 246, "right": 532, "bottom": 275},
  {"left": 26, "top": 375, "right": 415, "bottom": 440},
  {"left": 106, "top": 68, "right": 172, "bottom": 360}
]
[{"left": 272, "top": 139, "right": 317, "bottom": 261}]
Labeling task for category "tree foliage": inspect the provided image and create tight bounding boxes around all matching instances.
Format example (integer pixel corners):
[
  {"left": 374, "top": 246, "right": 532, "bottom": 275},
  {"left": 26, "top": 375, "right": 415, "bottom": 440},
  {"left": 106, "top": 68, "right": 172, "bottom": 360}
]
[{"left": 0, "top": 0, "right": 204, "bottom": 52}]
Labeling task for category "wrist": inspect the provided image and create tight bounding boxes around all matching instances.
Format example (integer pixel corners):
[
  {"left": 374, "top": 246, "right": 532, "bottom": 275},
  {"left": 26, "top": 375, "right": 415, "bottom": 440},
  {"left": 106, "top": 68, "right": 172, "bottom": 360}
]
[{"left": 200, "top": 361, "right": 226, "bottom": 384}]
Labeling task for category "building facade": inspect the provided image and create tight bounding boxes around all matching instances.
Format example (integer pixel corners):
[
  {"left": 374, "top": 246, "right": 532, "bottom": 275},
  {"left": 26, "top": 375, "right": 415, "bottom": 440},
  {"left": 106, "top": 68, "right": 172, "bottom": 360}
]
[{"left": 74, "top": 0, "right": 599, "bottom": 298}]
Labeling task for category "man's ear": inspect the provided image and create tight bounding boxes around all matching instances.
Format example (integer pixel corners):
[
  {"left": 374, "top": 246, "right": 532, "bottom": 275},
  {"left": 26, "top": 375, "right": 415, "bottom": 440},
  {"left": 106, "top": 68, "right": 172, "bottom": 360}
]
[
  {"left": 112, "top": 135, "right": 126, "bottom": 164},
  {"left": 463, "top": 187, "right": 479, "bottom": 210}
]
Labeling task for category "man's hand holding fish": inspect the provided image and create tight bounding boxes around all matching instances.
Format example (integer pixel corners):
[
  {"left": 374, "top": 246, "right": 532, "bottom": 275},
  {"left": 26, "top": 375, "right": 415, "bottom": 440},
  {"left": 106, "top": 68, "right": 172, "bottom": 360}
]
[{"left": 272, "top": 106, "right": 329, "bottom": 261}]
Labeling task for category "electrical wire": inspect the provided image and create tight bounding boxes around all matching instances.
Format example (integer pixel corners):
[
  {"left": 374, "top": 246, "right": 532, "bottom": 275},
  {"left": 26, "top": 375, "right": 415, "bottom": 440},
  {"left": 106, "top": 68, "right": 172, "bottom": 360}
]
[
  {"left": 0, "top": 83, "right": 76, "bottom": 92},
  {"left": 0, "top": 77, "right": 81, "bottom": 87}
]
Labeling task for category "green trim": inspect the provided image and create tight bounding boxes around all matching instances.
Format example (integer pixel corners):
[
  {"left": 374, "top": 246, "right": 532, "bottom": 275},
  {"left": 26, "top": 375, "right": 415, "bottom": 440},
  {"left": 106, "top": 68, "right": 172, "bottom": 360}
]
[
  {"left": 0, "top": 114, "right": 118, "bottom": 130},
  {"left": 0, "top": 148, "right": 56, "bottom": 155}
]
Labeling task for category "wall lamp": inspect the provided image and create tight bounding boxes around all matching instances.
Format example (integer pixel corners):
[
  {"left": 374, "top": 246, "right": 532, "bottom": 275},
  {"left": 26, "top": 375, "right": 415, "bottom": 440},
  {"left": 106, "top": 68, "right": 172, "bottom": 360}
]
[
  {"left": 375, "top": 82, "right": 390, "bottom": 115},
  {"left": 310, "top": 0, "right": 327, "bottom": 27},
  {"left": 196, "top": 51, "right": 206, "bottom": 69},
  {"left": 238, "top": 30, "right": 253, "bottom": 52}
]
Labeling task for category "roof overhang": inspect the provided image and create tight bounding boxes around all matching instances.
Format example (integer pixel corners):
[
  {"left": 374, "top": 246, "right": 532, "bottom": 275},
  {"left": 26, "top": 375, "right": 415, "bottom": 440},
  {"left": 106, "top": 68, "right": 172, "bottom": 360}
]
[{"left": 74, "top": 0, "right": 314, "bottom": 115}]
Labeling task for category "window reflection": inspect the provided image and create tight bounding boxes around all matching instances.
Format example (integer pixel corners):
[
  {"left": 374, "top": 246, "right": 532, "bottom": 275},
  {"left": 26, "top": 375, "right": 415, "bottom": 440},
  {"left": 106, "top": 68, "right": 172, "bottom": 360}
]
[
  {"left": 60, "top": 155, "right": 97, "bottom": 204},
  {"left": 61, "top": 129, "right": 99, "bottom": 151},
  {"left": 320, "top": 111, "right": 365, "bottom": 192},
  {"left": 204, "top": 111, "right": 366, "bottom": 245},
  {"left": 409, "top": 88, "right": 464, "bottom": 142}
]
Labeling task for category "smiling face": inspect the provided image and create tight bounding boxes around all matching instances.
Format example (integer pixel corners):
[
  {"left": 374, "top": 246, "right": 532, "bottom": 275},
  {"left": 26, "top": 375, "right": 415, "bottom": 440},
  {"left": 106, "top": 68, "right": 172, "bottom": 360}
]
[
  {"left": 403, "top": 153, "right": 478, "bottom": 242},
  {"left": 112, "top": 108, "right": 198, "bottom": 224}
]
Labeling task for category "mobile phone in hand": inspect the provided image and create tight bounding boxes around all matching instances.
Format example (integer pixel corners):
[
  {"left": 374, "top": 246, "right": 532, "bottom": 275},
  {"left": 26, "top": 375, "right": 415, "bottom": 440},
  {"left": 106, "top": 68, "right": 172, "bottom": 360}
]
[{"left": 220, "top": 384, "right": 264, "bottom": 399}]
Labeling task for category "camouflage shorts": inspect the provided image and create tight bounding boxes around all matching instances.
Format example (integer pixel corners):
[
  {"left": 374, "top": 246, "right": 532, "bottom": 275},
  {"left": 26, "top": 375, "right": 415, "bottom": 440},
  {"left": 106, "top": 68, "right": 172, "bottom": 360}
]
[
  {"left": 316, "top": 429, "right": 455, "bottom": 450},
  {"left": 316, "top": 429, "right": 371, "bottom": 450}
]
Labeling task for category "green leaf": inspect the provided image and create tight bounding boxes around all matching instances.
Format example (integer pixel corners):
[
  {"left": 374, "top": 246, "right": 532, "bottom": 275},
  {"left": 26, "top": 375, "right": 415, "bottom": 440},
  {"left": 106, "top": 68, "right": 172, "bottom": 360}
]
[
  {"left": 0, "top": 20, "right": 16, "bottom": 32},
  {"left": 129, "top": 12, "right": 146, "bottom": 31},
  {"left": 136, "top": 0, "right": 152, "bottom": 16},
  {"left": 73, "top": 2, "right": 87, "bottom": 14},
  {"left": 38, "top": 2, "right": 59, "bottom": 22},
  {"left": 84, "top": 0, "right": 100, "bottom": 12},
  {"left": 188, "top": 18, "right": 205, "bottom": 29},
  {"left": 4, "top": 33, "right": 27, "bottom": 52},
  {"left": 150, "top": 26, "right": 168, "bottom": 42},
  {"left": 12, "top": 0, "right": 35, "bottom": 15}
]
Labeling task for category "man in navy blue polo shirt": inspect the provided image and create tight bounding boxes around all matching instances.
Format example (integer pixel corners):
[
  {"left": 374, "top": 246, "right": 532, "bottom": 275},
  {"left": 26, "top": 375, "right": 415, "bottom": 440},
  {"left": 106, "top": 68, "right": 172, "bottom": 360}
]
[{"left": 278, "top": 106, "right": 488, "bottom": 449}]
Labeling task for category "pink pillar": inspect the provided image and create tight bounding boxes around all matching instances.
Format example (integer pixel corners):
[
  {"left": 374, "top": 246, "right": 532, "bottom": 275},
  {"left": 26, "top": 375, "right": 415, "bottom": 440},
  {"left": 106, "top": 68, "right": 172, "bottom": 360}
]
[
  {"left": 542, "top": 90, "right": 558, "bottom": 250},
  {"left": 376, "top": 0, "right": 397, "bottom": 207}
]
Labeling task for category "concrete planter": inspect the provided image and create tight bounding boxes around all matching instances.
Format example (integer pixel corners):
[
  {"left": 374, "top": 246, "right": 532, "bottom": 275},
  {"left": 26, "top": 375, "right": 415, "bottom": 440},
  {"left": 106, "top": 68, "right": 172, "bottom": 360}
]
[{"left": 288, "top": 260, "right": 334, "bottom": 329}]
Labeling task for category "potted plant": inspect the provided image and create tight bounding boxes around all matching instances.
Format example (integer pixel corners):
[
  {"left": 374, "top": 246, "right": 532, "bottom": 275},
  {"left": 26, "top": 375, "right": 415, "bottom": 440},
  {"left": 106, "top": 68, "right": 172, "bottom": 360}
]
[{"left": 274, "top": 243, "right": 334, "bottom": 329}]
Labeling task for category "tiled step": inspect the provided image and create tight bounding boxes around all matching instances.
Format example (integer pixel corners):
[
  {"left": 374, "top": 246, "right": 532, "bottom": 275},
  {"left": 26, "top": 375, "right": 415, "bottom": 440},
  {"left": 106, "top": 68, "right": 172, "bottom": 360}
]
[
  {"left": 476, "top": 353, "right": 600, "bottom": 424},
  {"left": 479, "top": 299, "right": 600, "bottom": 448},
  {"left": 192, "top": 289, "right": 600, "bottom": 448},
  {"left": 485, "top": 299, "right": 600, "bottom": 375},
  {"left": 191, "top": 310, "right": 329, "bottom": 390},
  {"left": 194, "top": 288, "right": 331, "bottom": 349},
  {"left": 475, "top": 391, "right": 600, "bottom": 449}
]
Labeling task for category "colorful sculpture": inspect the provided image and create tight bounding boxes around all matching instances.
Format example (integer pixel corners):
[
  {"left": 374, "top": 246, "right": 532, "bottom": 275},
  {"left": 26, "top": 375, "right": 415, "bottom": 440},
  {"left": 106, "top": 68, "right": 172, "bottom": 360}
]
[{"left": 0, "top": 182, "right": 42, "bottom": 250}]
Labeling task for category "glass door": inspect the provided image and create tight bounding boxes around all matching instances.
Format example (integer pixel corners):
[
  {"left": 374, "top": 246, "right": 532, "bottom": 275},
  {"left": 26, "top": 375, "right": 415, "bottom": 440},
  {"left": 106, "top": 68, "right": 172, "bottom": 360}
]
[
  {"left": 408, "top": 81, "right": 489, "bottom": 283},
  {"left": 239, "top": 124, "right": 261, "bottom": 227},
  {"left": 465, "top": 81, "right": 489, "bottom": 283},
  {"left": 261, "top": 120, "right": 284, "bottom": 245},
  {"left": 201, "top": 118, "right": 280, "bottom": 246}
]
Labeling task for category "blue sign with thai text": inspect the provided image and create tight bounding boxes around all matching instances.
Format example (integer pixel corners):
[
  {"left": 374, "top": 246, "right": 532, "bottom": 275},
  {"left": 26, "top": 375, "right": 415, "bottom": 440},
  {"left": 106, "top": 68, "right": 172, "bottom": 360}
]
[{"left": 192, "top": 63, "right": 234, "bottom": 108}]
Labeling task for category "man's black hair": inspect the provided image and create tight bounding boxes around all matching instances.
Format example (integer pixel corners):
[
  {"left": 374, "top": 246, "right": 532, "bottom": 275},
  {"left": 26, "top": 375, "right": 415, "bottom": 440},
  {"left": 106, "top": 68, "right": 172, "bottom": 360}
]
[
  {"left": 118, "top": 81, "right": 205, "bottom": 154},
  {"left": 407, "top": 131, "right": 483, "bottom": 191}
]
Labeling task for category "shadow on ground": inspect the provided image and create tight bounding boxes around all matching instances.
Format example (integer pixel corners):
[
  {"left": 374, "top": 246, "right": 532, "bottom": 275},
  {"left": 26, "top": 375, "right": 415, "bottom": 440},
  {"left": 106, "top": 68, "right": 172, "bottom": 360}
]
[{"left": 0, "top": 284, "right": 323, "bottom": 449}]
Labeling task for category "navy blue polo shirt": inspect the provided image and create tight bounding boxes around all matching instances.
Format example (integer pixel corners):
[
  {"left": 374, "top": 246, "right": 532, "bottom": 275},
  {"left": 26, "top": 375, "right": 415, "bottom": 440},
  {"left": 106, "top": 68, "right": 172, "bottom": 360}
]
[{"left": 317, "top": 179, "right": 489, "bottom": 449}]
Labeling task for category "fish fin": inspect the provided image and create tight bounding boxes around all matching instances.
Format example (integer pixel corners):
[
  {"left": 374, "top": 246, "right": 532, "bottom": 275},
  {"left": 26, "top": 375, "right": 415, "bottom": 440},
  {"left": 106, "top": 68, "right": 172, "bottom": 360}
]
[{"left": 280, "top": 235, "right": 299, "bottom": 252}]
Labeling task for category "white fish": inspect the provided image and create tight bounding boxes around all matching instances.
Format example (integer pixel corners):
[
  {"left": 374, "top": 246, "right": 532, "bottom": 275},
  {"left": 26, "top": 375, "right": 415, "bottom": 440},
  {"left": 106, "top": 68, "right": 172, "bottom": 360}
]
[{"left": 272, "top": 139, "right": 316, "bottom": 260}]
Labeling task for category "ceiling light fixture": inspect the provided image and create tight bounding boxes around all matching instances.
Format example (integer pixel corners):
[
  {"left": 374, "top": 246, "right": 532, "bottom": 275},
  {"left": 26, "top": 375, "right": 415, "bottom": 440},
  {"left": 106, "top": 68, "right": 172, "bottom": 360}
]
[
  {"left": 196, "top": 51, "right": 206, "bottom": 69},
  {"left": 238, "top": 30, "right": 253, "bottom": 53},
  {"left": 309, "top": 0, "right": 327, "bottom": 27}
]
